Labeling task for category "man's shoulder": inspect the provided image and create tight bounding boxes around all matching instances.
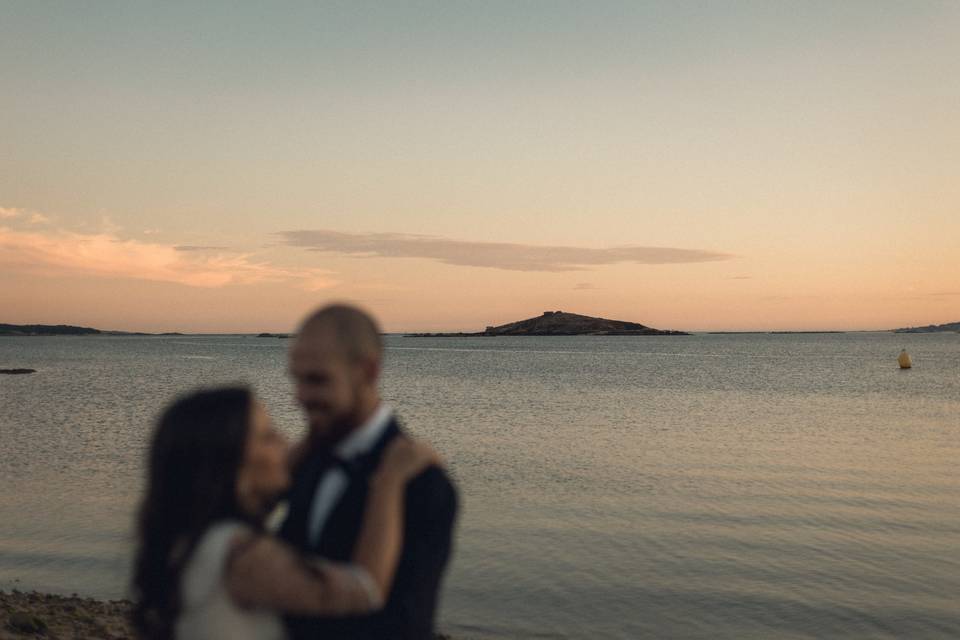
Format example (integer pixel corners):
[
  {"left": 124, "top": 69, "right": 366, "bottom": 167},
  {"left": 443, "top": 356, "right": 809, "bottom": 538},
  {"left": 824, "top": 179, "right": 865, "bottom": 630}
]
[
  {"left": 406, "top": 465, "right": 458, "bottom": 525},
  {"left": 384, "top": 421, "right": 458, "bottom": 510},
  {"left": 410, "top": 463, "right": 456, "bottom": 492}
]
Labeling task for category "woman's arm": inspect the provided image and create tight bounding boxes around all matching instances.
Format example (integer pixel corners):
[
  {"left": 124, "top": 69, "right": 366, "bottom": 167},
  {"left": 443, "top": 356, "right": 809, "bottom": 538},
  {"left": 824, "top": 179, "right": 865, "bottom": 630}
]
[
  {"left": 350, "top": 437, "right": 441, "bottom": 598},
  {"left": 225, "top": 533, "right": 379, "bottom": 616},
  {"left": 226, "top": 437, "right": 439, "bottom": 615},
  {"left": 349, "top": 471, "right": 405, "bottom": 598}
]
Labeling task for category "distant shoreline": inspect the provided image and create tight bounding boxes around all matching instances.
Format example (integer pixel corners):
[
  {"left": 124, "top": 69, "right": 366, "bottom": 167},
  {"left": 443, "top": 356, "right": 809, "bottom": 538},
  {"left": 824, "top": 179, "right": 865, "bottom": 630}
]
[
  {"left": 3, "top": 322, "right": 958, "bottom": 337},
  {"left": 0, "top": 323, "right": 185, "bottom": 337},
  {"left": 6, "top": 329, "right": 956, "bottom": 338}
]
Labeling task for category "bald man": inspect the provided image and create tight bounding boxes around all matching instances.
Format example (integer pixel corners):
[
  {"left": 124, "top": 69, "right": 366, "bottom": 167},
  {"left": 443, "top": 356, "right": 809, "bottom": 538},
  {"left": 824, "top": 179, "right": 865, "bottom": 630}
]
[{"left": 279, "top": 304, "right": 458, "bottom": 640}]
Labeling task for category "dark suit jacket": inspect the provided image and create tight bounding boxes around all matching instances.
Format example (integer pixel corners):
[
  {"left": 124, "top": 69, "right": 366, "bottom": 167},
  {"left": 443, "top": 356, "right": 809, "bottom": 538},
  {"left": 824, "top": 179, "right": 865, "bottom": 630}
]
[{"left": 279, "top": 418, "right": 458, "bottom": 640}]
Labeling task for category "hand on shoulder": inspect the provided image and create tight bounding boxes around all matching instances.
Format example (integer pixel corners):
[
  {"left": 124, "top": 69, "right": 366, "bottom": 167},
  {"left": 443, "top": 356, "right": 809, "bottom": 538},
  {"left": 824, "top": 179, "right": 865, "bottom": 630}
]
[{"left": 375, "top": 436, "right": 443, "bottom": 485}]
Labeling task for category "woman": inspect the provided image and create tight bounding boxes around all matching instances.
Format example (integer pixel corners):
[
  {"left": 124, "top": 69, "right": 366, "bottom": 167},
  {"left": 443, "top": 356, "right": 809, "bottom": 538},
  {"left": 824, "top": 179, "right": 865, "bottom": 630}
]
[{"left": 132, "top": 387, "right": 438, "bottom": 640}]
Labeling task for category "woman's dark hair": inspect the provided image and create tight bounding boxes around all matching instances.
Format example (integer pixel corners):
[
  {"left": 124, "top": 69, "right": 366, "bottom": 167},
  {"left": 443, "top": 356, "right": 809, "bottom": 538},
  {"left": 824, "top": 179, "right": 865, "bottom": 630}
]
[{"left": 131, "top": 386, "right": 256, "bottom": 640}]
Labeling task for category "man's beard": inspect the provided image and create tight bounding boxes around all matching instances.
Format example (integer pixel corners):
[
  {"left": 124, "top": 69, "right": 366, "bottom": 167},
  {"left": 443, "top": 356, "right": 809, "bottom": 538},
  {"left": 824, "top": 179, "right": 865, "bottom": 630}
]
[
  {"left": 306, "top": 391, "right": 364, "bottom": 450},
  {"left": 311, "top": 413, "right": 356, "bottom": 449}
]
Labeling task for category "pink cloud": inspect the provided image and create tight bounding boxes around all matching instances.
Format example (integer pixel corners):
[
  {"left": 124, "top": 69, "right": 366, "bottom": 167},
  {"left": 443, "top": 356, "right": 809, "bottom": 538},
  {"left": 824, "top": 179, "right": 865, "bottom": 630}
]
[
  {"left": 0, "top": 207, "right": 50, "bottom": 224},
  {"left": 0, "top": 226, "right": 336, "bottom": 290}
]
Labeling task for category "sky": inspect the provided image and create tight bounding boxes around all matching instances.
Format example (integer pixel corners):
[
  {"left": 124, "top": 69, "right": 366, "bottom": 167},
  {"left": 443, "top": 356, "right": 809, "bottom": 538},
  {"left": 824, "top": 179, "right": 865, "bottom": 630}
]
[{"left": 2, "top": 1, "right": 958, "bottom": 333}]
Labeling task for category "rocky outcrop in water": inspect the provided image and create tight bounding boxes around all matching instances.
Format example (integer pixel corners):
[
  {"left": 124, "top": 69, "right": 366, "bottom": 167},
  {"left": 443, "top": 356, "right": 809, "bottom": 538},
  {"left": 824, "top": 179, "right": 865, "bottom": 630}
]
[
  {"left": 0, "top": 368, "right": 36, "bottom": 374},
  {"left": 409, "top": 311, "right": 688, "bottom": 336}
]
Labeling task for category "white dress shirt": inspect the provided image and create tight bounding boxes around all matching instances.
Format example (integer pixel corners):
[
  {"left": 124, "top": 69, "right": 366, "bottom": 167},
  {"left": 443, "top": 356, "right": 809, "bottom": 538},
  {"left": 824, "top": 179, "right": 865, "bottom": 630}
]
[{"left": 307, "top": 403, "right": 393, "bottom": 546}]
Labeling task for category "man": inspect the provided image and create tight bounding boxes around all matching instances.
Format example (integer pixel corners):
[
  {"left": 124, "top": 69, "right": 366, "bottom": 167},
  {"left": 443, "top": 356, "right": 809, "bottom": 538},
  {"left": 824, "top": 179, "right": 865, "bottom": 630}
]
[{"left": 280, "top": 304, "right": 458, "bottom": 640}]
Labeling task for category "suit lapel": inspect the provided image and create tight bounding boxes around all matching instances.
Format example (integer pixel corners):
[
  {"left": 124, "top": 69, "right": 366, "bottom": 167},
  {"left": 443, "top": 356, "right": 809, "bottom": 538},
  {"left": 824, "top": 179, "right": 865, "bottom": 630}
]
[
  {"left": 280, "top": 450, "right": 333, "bottom": 550},
  {"left": 317, "top": 418, "right": 402, "bottom": 559}
]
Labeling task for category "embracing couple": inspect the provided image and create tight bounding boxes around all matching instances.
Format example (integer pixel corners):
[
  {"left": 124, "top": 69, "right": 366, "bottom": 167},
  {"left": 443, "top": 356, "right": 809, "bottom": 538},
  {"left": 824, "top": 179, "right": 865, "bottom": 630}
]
[{"left": 131, "top": 305, "right": 459, "bottom": 640}]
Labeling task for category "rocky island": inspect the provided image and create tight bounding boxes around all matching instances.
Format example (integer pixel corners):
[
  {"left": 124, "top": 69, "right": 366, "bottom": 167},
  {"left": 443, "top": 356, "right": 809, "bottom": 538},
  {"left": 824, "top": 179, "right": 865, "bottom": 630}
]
[{"left": 408, "top": 311, "right": 688, "bottom": 337}]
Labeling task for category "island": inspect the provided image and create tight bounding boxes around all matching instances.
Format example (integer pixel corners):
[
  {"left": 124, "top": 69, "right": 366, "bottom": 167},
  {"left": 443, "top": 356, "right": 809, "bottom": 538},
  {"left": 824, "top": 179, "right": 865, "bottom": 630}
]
[
  {"left": 893, "top": 321, "right": 960, "bottom": 333},
  {"left": 0, "top": 323, "right": 183, "bottom": 337},
  {"left": 407, "top": 311, "right": 688, "bottom": 337},
  {"left": 0, "top": 323, "right": 102, "bottom": 336}
]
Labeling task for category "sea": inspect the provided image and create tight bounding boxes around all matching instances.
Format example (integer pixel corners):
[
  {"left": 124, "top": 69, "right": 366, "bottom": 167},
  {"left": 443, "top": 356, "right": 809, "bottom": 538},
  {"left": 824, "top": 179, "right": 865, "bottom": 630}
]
[{"left": 1, "top": 332, "right": 958, "bottom": 639}]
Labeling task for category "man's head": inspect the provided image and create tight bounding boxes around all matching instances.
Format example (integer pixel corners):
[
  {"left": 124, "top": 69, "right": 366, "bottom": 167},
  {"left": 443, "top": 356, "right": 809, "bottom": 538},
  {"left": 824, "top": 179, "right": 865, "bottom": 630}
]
[{"left": 288, "top": 304, "right": 383, "bottom": 448}]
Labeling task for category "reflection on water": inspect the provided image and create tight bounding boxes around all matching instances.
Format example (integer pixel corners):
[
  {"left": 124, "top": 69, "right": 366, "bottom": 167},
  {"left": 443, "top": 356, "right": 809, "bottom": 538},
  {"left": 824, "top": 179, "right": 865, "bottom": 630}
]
[{"left": 1, "top": 333, "right": 958, "bottom": 639}]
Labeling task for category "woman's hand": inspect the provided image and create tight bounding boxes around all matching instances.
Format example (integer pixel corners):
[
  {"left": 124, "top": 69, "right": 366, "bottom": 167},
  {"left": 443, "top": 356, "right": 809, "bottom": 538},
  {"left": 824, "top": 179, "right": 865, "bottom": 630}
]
[{"left": 375, "top": 437, "right": 442, "bottom": 484}]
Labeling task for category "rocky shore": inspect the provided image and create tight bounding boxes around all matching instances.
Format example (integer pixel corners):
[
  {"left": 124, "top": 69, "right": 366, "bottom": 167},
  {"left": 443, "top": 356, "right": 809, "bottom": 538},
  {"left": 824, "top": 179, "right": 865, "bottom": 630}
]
[
  {"left": 0, "top": 590, "right": 459, "bottom": 639},
  {"left": 1, "top": 590, "right": 132, "bottom": 639}
]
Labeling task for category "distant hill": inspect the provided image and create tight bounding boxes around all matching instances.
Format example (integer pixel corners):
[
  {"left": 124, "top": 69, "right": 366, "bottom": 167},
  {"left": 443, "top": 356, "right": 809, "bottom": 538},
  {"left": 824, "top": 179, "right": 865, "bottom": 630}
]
[
  {"left": 894, "top": 321, "right": 960, "bottom": 333},
  {"left": 0, "top": 323, "right": 102, "bottom": 336},
  {"left": 408, "top": 311, "right": 688, "bottom": 336},
  {"left": 0, "top": 323, "right": 164, "bottom": 336}
]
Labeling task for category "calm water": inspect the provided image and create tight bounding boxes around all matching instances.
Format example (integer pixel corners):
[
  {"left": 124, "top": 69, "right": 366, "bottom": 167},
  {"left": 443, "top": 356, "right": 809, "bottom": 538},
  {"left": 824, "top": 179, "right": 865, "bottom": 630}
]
[{"left": 1, "top": 333, "right": 958, "bottom": 639}]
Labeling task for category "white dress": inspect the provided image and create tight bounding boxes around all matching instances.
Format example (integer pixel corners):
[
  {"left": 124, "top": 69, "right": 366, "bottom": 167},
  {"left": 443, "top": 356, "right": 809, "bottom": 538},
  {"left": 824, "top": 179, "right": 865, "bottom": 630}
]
[
  {"left": 176, "top": 521, "right": 287, "bottom": 640},
  {"left": 174, "top": 520, "right": 380, "bottom": 640}
]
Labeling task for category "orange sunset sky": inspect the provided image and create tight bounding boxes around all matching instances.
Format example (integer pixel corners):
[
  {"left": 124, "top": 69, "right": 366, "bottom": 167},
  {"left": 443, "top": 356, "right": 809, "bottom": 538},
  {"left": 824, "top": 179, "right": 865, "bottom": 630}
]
[{"left": 2, "top": 3, "right": 958, "bottom": 333}]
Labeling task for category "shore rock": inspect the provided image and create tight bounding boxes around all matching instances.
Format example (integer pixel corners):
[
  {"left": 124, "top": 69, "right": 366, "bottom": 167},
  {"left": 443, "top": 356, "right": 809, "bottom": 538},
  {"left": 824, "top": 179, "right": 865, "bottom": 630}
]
[
  {"left": 0, "top": 590, "right": 464, "bottom": 639},
  {"left": 0, "top": 590, "right": 132, "bottom": 640}
]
